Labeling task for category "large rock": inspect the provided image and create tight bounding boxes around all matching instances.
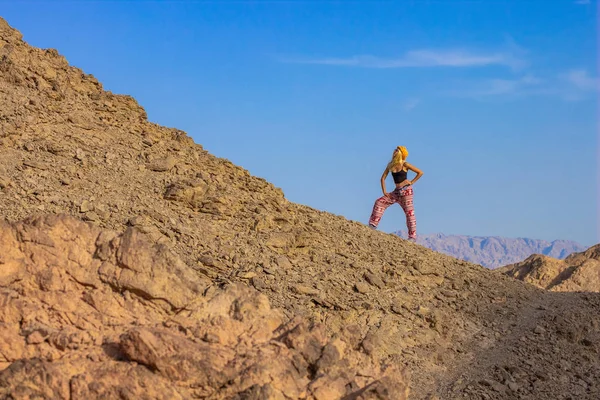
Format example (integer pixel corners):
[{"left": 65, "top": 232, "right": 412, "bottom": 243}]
[
  {"left": 497, "top": 244, "right": 600, "bottom": 292},
  {"left": 0, "top": 214, "right": 409, "bottom": 399}
]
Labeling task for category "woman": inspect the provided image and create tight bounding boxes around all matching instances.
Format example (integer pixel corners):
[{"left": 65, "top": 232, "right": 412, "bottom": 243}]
[{"left": 368, "top": 145, "right": 423, "bottom": 241}]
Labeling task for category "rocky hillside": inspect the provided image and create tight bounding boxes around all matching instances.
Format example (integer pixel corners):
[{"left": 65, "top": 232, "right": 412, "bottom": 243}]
[
  {"left": 395, "top": 231, "right": 586, "bottom": 269},
  {"left": 1, "top": 17, "right": 599, "bottom": 400},
  {"left": 497, "top": 244, "right": 600, "bottom": 292}
]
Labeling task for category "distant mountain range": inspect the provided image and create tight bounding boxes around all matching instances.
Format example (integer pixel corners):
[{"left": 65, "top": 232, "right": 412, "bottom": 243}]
[{"left": 394, "top": 231, "right": 588, "bottom": 269}]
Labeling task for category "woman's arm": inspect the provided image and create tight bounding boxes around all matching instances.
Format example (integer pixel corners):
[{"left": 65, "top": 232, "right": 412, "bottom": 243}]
[
  {"left": 380, "top": 167, "right": 390, "bottom": 196},
  {"left": 405, "top": 162, "right": 423, "bottom": 185}
]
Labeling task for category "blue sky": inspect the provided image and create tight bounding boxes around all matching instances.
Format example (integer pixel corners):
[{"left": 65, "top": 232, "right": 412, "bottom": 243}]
[{"left": 2, "top": 0, "right": 598, "bottom": 245}]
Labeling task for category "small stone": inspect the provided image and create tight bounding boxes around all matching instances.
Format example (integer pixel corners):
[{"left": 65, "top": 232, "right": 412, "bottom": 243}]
[
  {"left": 251, "top": 277, "right": 268, "bottom": 290},
  {"left": 534, "top": 325, "right": 546, "bottom": 334},
  {"left": 576, "top": 379, "right": 588, "bottom": 388},
  {"left": 198, "top": 255, "right": 227, "bottom": 271},
  {"left": 525, "top": 358, "right": 536, "bottom": 366},
  {"left": 312, "top": 297, "right": 334, "bottom": 309},
  {"left": 507, "top": 381, "right": 519, "bottom": 391},
  {"left": 23, "top": 160, "right": 47, "bottom": 170},
  {"left": 275, "top": 256, "right": 293, "bottom": 269},
  {"left": 354, "top": 282, "right": 369, "bottom": 294},
  {"left": 265, "top": 233, "right": 291, "bottom": 249},
  {"left": 364, "top": 272, "right": 385, "bottom": 289},
  {"left": 361, "top": 334, "right": 375, "bottom": 354},
  {"left": 0, "top": 176, "right": 12, "bottom": 189},
  {"left": 391, "top": 302, "right": 404, "bottom": 315},
  {"left": 293, "top": 285, "right": 320, "bottom": 296},
  {"left": 75, "top": 148, "right": 85, "bottom": 161},
  {"left": 432, "top": 276, "right": 445, "bottom": 285},
  {"left": 239, "top": 271, "right": 257, "bottom": 279},
  {"left": 416, "top": 305, "right": 431, "bottom": 316},
  {"left": 203, "top": 333, "right": 220, "bottom": 344},
  {"left": 479, "top": 379, "right": 506, "bottom": 393},
  {"left": 27, "top": 331, "right": 46, "bottom": 345},
  {"left": 84, "top": 211, "right": 100, "bottom": 222},
  {"left": 96, "top": 208, "right": 111, "bottom": 219},
  {"left": 147, "top": 156, "right": 176, "bottom": 172},
  {"left": 80, "top": 200, "right": 92, "bottom": 213},
  {"left": 362, "top": 301, "right": 374, "bottom": 310}
]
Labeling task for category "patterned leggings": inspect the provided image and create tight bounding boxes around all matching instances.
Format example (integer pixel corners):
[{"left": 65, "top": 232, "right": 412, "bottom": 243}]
[{"left": 369, "top": 186, "right": 417, "bottom": 239}]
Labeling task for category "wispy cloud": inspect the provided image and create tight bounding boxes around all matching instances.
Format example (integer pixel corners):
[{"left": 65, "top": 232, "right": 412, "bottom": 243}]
[
  {"left": 280, "top": 48, "right": 526, "bottom": 70},
  {"left": 446, "top": 69, "right": 599, "bottom": 101},
  {"left": 477, "top": 75, "right": 544, "bottom": 96},
  {"left": 445, "top": 74, "right": 545, "bottom": 99},
  {"left": 402, "top": 98, "right": 421, "bottom": 111},
  {"left": 563, "top": 69, "right": 599, "bottom": 91},
  {"left": 557, "top": 69, "right": 600, "bottom": 101},
  {"left": 574, "top": 0, "right": 590, "bottom": 5}
]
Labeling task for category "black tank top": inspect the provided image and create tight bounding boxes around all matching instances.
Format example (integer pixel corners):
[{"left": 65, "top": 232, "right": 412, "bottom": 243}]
[{"left": 392, "top": 169, "right": 407, "bottom": 184}]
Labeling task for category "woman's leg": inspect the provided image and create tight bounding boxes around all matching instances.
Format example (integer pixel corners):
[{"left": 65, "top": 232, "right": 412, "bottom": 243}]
[
  {"left": 398, "top": 186, "right": 417, "bottom": 239},
  {"left": 368, "top": 193, "right": 397, "bottom": 228}
]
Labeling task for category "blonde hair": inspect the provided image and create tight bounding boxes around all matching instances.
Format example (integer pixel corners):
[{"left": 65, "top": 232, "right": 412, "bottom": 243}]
[{"left": 387, "top": 146, "right": 408, "bottom": 169}]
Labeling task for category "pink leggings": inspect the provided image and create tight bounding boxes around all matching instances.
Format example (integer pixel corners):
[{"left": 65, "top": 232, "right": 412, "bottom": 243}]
[{"left": 369, "top": 186, "right": 416, "bottom": 239}]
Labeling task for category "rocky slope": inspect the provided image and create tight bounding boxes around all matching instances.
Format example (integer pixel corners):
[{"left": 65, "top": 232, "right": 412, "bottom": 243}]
[
  {"left": 497, "top": 244, "right": 600, "bottom": 292},
  {"left": 395, "top": 231, "right": 586, "bottom": 269},
  {"left": 1, "top": 17, "right": 599, "bottom": 399}
]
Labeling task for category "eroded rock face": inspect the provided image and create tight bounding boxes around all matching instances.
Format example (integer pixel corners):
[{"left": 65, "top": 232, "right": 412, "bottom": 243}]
[
  {"left": 497, "top": 245, "right": 600, "bottom": 292},
  {"left": 0, "top": 214, "right": 409, "bottom": 399}
]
